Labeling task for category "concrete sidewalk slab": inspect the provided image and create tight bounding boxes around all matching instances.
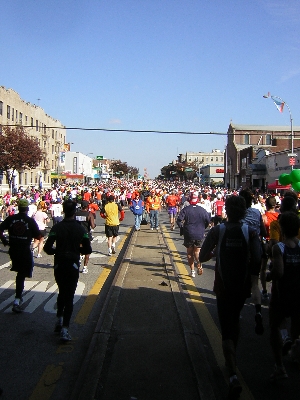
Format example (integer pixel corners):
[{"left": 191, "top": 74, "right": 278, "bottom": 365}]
[{"left": 74, "top": 226, "right": 216, "bottom": 400}]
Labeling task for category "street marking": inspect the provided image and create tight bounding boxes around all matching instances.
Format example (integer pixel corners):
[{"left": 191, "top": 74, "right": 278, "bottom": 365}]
[
  {"left": 74, "top": 229, "right": 131, "bottom": 325},
  {"left": 0, "top": 261, "right": 11, "bottom": 270},
  {"left": 0, "top": 279, "right": 14, "bottom": 295},
  {"left": 0, "top": 280, "right": 85, "bottom": 313},
  {"left": 163, "top": 227, "right": 255, "bottom": 400},
  {"left": 0, "top": 281, "right": 38, "bottom": 311},
  {"left": 29, "top": 363, "right": 64, "bottom": 400}
]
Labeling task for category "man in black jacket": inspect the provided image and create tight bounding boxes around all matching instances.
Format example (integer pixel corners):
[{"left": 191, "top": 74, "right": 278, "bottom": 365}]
[
  {"left": 0, "top": 199, "right": 41, "bottom": 313},
  {"left": 44, "top": 200, "right": 92, "bottom": 342},
  {"left": 75, "top": 200, "right": 95, "bottom": 273}
]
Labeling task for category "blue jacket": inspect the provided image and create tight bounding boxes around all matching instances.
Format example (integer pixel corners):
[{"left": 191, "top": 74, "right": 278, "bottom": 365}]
[{"left": 130, "top": 199, "right": 144, "bottom": 216}]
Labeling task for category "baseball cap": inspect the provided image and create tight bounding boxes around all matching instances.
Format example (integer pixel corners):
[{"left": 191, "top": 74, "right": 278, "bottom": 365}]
[{"left": 189, "top": 192, "right": 199, "bottom": 205}]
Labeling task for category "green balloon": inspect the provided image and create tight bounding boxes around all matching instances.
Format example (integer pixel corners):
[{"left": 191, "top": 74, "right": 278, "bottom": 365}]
[
  {"left": 279, "top": 173, "right": 292, "bottom": 185},
  {"left": 290, "top": 168, "right": 300, "bottom": 183},
  {"left": 292, "top": 181, "right": 300, "bottom": 192}
]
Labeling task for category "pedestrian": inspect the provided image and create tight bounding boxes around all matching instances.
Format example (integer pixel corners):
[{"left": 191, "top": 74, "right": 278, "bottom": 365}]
[
  {"left": 43, "top": 200, "right": 92, "bottom": 342},
  {"left": 177, "top": 191, "right": 210, "bottom": 278},
  {"left": 129, "top": 192, "right": 144, "bottom": 231},
  {"left": 199, "top": 195, "right": 260, "bottom": 398},
  {"left": 75, "top": 200, "right": 95, "bottom": 273},
  {"left": 100, "top": 194, "right": 125, "bottom": 256},
  {"left": 267, "top": 211, "right": 300, "bottom": 380},
  {"left": 239, "top": 188, "right": 267, "bottom": 335},
  {"left": 50, "top": 198, "right": 64, "bottom": 226},
  {"left": 0, "top": 199, "right": 41, "bottom": 313},
  {"left": 32, "top": 203, "right": 50, "bottom": 258},
  {"left": 165, "top": 189, "right": 179, "bottom": 230},
  {"left": 146, "top": 190, "right": 161, "bottom": 230}
]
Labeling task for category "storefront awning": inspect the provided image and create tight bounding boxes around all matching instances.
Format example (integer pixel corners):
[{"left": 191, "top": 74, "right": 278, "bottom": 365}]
[{"left": 267, "top": 179, "right": 291, "bottom": 190}]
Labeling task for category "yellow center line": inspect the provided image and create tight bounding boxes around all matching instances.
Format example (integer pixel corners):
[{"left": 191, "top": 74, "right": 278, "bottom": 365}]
[
  {"left": 74, "top": 228, "right": 131, "bottom": 325},
  {"left": 163, "top": 226, "right": 255, "bottom": 400},
  {"left": 29, "top": 363, "right": 64, "bottom": 400}
]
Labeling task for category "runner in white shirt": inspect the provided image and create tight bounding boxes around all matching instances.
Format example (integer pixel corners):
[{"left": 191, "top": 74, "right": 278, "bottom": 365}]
[{"left": 32, "top": 204, "right": 50, "bottom": 258}]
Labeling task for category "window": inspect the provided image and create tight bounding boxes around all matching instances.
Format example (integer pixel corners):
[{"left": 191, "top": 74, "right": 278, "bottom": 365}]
[
  {"left": 216, "top": 157, "right": 218, "bottom": 161},
  {"left": 52, "top": 129, "right": 54, "bottom": 139},
  {"left": 12, "top": 108, "right": 14, "bottom": 121},
  {"left": 16, "top": 110, "right": 18, "bottom": 122},
  {"left": 19, "top": 112, "right": 22, "bottom": 124},
  {"left": 244, "top": 134, "right": 250, "bottom": 145},
  {"left": 221, "top": 157, "right": 223, "bottom": 162},
  {"left": 36, "top": 120, "right": 39, "bottom": 131},
  {"left": 6, "top": 105, "right": 10, "bottom": 119},
  {"left": 0, "top": 101, "right": 3, "bottom": 115},
  {"left": 211, "top": 157, "right": 213, "bottom": 161},
  {"left": 25, "top": 115, "right": 28, "bottom": 124},
  {"left": 31, "top": 117, "right": 34, "bottom": 127},
  {"left": 52, "top": 145, "right": 54, "bottom": 154},
  {"left": 266, "top": 134, "right": 271, "bottom": 145}
]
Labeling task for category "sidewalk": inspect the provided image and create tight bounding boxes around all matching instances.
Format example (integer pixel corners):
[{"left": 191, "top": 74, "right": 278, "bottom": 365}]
[{"left": 73, "top": 225, "right": 216, "bottom": 400}]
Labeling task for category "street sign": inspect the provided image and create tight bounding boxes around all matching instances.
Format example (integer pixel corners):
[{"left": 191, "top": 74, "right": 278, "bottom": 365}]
[
  {"left": 288, "top": 153, "right": 298, "bottom": 157},
  {"left": 96, "top": 155, "right": 104, "bottom": 160},
  {"left": 289, "top": 157, "right": 296, "bottom": 166}
]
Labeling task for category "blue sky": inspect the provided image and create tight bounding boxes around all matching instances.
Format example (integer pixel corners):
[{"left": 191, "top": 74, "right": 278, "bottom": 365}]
[{"left": 1, "top": 0, "right": 300, "bottom": 178}]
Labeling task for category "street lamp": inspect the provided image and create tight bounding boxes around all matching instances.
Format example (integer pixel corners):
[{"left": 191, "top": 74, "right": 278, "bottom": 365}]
[{"left": 263, "top": 92, "right": 294, "bottom": 169}]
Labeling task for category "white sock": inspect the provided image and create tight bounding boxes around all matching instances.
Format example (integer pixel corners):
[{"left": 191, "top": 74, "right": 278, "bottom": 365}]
[{"left": 14, "top": 298, "right": 20, "bottom": 305}]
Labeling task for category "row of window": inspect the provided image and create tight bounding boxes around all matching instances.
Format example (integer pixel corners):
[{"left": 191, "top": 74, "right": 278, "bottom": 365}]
[
  {"left": 0, "top": 101, "right": 63, "bottom": 142},
  {"left": 244, "top": 133, "right": 272, "bottom": 145},
  {"left": 188, "top": 156, "right": 224, "bottom": 162}
]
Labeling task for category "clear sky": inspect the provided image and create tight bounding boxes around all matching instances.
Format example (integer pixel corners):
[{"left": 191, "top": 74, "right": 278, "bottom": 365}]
[{"left": 1, "top": 0, "right": 300, "bottom": 178}]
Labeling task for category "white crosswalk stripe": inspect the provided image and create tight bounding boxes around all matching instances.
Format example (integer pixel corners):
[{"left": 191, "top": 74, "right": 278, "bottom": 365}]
[{"left": 0, "top": 280, "right": 85, "bottom": 313}]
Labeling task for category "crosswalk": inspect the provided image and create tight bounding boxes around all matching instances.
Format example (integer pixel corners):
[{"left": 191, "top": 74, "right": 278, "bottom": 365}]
[
  {"left": 0, "top": 234, "right": 121, "bottom": 314},
  {"left": 0, "top": 279, "right": 85, "bottom": 313}
]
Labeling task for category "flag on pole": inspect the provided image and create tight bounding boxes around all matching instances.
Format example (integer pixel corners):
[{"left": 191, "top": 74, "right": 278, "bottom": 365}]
[{"left": 271, "top": 96, "right": 285, "bottom": 113}]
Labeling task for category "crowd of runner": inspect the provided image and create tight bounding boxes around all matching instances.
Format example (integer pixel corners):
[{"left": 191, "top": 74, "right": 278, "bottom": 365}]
[{"left": 0, "top": 179, "right": 300, "bottom": 398}]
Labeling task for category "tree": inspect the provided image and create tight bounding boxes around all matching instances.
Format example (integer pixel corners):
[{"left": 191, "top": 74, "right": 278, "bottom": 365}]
[
  {"left": 110, "top": 159, "right": 139, "bottom": 179},
  {"left": 0, "top": 126, "right": 43, "bottom": 191}
]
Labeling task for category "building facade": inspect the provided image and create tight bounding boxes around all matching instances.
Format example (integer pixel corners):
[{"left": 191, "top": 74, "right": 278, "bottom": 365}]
[
  {"left": 177, "top": 149, "right": 225, "bottom": 184},
  {"left": 0, "top": 86, "right": 66, "bottom": 190},
  {"left": 225, "top": 123, "right": 300, "bottom": 190}
]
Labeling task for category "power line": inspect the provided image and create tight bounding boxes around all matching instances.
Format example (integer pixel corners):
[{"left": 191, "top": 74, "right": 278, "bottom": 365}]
[{"left": 1, "top": 124, "right": 227, "bottom": 135}]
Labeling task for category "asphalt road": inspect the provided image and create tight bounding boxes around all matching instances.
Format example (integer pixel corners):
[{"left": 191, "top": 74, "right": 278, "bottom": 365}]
[{"left": 0, "top": 207, "right": 299, "bottom": 400}]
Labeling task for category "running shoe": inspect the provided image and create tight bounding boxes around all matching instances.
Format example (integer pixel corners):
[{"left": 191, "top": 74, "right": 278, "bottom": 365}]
[
  {"left": 282, "top": 336, "right": 292, "bottom": 356},
  {"left": 228, "top": 376, "right": 242, "bottom": 399},
  {"left": 191, "top": 270, "right": 196, "bottom": 278},
  {"left": 37, "top": 254, "right": 42, "bottom": 258},
  {"left": 261, "top": 290, "right": 269, "bottom": 301},
  {"left": 255, "top": 313, "right": 264, "bottom": 335},
  {"left": 12, "top": 304, "right": 23, "bottom": 313},
  {"left": 60, "top": 328, "right": 72, "bottom": 342},
  {"left": 111, "top": 246, "right": 116, "bottom": 254},
  {"left": 108, "top": 248, "right": 112, "bottom": 256},
  {"left": 270, "top": 364, "right": 288, "bottom": 382},
  {"left": 82, "top": 267, "right": 88, "bottom": 274}
]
